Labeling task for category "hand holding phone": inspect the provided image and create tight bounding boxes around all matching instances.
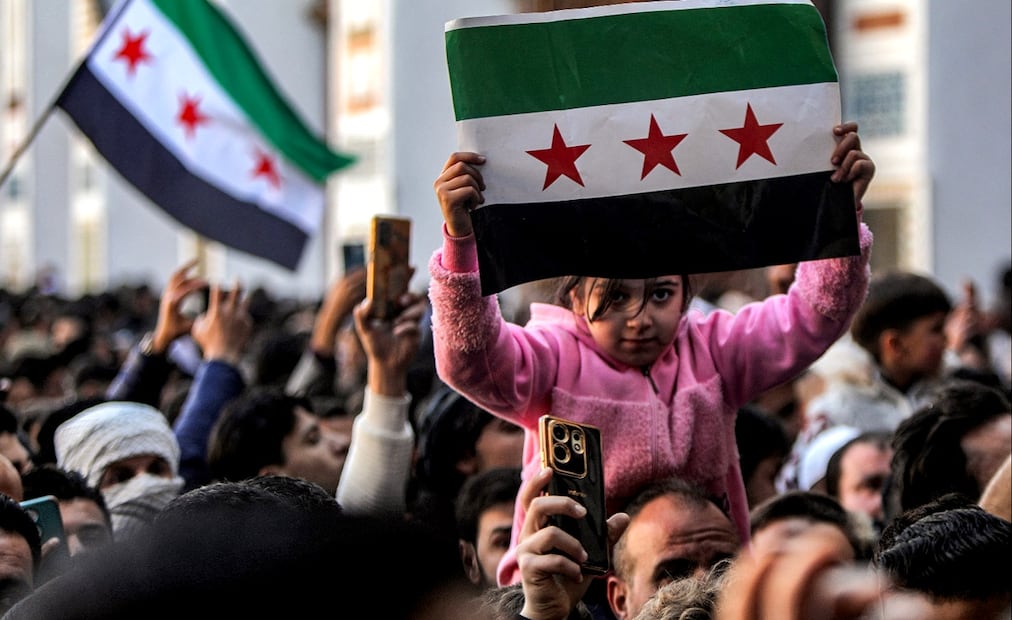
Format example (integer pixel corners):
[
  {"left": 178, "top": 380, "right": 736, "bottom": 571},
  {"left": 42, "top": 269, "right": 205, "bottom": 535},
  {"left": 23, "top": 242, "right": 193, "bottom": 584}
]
[
  {"left": 366, "top": 215, "right": 412, "bottom": 320},
  {"left": 538, "top": 415, "right": 609, "bottom": 575}
]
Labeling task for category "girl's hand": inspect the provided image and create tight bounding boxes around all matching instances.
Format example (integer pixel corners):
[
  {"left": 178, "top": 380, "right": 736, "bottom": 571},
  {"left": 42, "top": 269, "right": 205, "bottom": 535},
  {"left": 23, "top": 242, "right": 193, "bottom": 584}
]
[
  {"left": 433, "top": 151, "right": 486, "bottom": 238},
  {"left": 830, "top": 122, "right": 875, "bottom": 204}
]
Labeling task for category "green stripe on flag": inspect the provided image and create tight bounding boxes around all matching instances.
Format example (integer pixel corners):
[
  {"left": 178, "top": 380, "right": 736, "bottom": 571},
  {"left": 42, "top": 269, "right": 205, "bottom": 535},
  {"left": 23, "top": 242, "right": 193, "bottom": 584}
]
[
  {"left": 446, "top": 3, "right": 837, "bottom": 121},
  {"left": 151, "top": 0, "right": 353, "bottom": 183}
]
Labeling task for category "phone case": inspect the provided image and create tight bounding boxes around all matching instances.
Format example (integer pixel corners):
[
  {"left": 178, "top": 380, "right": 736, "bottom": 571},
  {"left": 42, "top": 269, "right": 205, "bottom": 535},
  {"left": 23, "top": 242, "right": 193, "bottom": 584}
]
[
  {"left": 20, "top": 495, "right": 66, "bottom": 544},
  {"left": 539, "top": 414, "right": 609, "bottom": 575},
  {"left": 366, "top": 215, "right": 411, "bottom": 320}
]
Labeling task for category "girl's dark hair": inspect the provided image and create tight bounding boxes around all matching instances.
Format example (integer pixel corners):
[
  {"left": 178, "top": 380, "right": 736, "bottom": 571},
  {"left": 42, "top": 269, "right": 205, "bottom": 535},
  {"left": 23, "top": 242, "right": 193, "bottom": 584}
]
[{"left": 553, "top": 275, "right": 693, "bottom": 322}]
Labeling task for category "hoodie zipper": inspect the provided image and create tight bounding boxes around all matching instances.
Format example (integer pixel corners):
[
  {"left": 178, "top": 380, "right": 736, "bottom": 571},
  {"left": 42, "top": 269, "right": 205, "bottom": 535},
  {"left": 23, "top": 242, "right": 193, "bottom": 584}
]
[{"left": 641, "top": 365, "right": 659, "bottom": 394}]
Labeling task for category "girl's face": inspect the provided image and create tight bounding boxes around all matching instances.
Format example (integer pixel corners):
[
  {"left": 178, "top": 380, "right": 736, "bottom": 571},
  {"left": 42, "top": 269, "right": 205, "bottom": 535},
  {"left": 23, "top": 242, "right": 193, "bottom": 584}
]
[{"left": 572, "top": 276, "right": 685, "bottom": 368}]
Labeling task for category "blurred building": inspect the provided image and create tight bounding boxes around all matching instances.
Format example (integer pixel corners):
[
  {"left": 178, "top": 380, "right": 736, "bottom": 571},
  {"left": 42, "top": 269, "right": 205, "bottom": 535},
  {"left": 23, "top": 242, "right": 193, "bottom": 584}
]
[{"left": 1, "top": 0, "right": 1009, "bottom": 307}]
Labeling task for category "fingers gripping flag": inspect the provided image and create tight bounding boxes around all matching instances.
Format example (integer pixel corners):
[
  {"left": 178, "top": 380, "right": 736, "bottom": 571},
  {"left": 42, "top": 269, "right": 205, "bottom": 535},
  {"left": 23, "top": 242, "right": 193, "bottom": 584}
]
[
  {"left": 444, "top": 0, "right": 859, "bottom": 295},
  {"left": 56, "top": 0, "right": 355, "bottom": 271}
]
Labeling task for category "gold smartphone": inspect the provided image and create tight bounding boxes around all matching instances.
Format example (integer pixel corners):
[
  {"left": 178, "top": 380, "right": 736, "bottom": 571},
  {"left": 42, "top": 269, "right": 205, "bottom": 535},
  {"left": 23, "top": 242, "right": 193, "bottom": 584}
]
[
  {"left": 366, "top": 215, "right": 411, "bottom": 320},
  {"left": 538, "top": 414, "right": 609, "bottom": 575}
]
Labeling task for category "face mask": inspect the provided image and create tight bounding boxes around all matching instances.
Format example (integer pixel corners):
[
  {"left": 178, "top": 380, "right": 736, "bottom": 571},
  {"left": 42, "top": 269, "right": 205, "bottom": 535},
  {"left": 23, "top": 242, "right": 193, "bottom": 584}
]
[{"left": 102, "top": 473, "right": 184, "bottom": 540}]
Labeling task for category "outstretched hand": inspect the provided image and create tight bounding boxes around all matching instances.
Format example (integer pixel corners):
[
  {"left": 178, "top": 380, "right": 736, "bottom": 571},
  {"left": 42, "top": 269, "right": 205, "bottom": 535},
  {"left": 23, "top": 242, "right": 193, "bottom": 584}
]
[
  {"left": 151, "top": 259, "right": 208, "bottom": 354},
  {"left": 191, "top": 282, "right": 253, "bottom": 366},
  {"left": 353, "top": 290, "right": 427, "bottom": 397},
  {"left": 434, "top": 151, "right": 486, "bottom": 238},
  {"left": 830, "top": 122, "right": 875, "bottom": 205}
]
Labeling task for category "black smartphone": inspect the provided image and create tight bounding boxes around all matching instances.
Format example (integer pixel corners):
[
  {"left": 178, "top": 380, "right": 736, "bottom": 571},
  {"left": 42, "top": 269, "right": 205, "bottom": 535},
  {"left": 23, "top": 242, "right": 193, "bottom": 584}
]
[
  {"left": 342, "top": 241, "right": 366, "bottom": 272},
  {"left": 366, "top": 215, "right": 412, "bottom": 320},
  {"left": 538, "top": 414, "right": 609, "bottom": 575}
]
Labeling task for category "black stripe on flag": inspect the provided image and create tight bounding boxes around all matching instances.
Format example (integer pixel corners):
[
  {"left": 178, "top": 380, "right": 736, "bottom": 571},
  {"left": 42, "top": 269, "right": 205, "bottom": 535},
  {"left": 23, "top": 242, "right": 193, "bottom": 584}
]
[
  {"left": 56, "top": 66, "right": 309, "bottom": 271},
  {"left": 471, "top": 173, "right": 858, "bottom": 295}
]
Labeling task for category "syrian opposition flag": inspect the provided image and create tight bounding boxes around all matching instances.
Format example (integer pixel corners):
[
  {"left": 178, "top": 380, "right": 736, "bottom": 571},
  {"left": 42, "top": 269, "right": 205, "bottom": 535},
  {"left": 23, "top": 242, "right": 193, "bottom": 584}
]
[
  {"left": 55, "top": 0, "right": 354, "bottom": 271},
  {"left": 445, "top": 0, "right": 859, "bottom": 295}
]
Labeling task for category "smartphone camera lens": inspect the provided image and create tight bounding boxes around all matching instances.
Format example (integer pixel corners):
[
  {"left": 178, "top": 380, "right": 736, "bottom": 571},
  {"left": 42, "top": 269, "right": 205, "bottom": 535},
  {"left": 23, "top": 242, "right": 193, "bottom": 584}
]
[
  {"left": 571, "top": 430, "right": 585, "bottom": 454},
  {"left": 553, "top": 442, "right": 571, "bottom": 464},
  {"left": 551, "top": 422, "right": 569, "bottom": 443}
]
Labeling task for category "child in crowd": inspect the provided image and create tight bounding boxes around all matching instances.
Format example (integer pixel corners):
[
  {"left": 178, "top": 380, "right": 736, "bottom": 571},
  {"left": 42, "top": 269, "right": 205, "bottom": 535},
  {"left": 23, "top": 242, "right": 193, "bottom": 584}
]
[
  {"left": 428, "top": 122, "right": 875, "bottom": 586},
  {"left": 776, "top": 268, "right": 956, "bottom": 492}
]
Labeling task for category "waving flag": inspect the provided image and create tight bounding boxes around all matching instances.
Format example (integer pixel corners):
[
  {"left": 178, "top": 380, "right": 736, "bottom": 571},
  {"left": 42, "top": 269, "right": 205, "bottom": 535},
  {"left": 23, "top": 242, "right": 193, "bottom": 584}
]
[
  {"left": 56, "top": 0, "right": 355, "bottom": 270},
  {"left": 445, "top": 0, "right": 859, "bottom": 295}
]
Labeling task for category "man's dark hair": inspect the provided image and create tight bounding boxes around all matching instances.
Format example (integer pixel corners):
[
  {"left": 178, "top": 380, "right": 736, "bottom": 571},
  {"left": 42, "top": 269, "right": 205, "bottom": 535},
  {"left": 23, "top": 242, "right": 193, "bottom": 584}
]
[
  {"left": 454, "top": 467, "right": 521, "bottom": 545},
  {"left": 888, "top": 378, "right": 1011, "bottom": 518},
  {"left": 21, "top": 464, "right": 110, "bottom": 527},
  {"left": 874, "top": 495, "right": 1011, "bottom": 601},
  {"left": 207, "top": 386, "right": 314, "bottom": 484},
  {"left": 0, "top": 493, "right": 42, "bottom": 571},
  {"left": 735, "top": 404, "right": 790, "bottom": 486},
  {"left": 750, "top": 490, "right": 872, "bottom": 560}
]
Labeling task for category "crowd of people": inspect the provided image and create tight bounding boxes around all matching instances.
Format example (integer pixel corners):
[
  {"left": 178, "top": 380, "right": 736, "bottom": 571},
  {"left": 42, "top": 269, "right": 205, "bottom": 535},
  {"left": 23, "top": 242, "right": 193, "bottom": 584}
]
[{"left": 0, "top": 121, "right": 1009, "bottom": 619}]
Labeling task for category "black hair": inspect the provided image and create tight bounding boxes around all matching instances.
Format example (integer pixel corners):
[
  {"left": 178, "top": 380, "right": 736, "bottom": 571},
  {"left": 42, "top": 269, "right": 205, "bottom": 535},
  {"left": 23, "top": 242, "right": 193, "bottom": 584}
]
[
  {"left": 735, "top": 404, "right": 790, "bottom": 485},
  {"left": 454, "top": 466, "right": 521, "bottom": 544},
  {"left": 0, "top": 493, "right": 42, "bottom": 572},
  {"left": 207, "top": 386, "right": 314, "bottom": 484},
  {"left": 888, "top": 378, "right": 1011, "bottom": 518},
  {"left": 21, "top": 464, "right": 111, "bottom": 527},
  {"left": 850, "top": 270, "right": 952, "bottom": 361},
  {"left": 553, "top": 274, "right": 693, "bottom": 322},
  {"left": 749, "top": 490, "right": 872, "bottom": 561},
  {"left": 875, "top": 495, "right": 1011, "bottom": 601}
]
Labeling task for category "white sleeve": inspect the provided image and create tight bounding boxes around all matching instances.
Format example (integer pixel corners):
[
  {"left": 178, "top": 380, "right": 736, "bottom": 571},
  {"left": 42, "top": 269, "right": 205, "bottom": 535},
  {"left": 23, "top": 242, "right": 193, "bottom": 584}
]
[{"left": 335, "top": 389, "right": 414, "bottom": 516}]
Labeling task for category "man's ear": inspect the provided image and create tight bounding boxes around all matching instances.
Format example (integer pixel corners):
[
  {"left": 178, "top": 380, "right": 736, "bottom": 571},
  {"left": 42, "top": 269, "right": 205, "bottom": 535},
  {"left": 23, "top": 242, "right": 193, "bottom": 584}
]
[
  {"left": 458, "top": 540, "right": 482, "bottom": 586},
  {"left": 606, "top": 573, "right": 629, "bottom": 620}
]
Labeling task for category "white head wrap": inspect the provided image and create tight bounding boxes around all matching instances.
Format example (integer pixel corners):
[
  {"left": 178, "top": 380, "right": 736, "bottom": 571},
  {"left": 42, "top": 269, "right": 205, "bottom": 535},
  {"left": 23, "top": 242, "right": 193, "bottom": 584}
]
[
  {"left": 798, "top": 425, "right": 861, "bottom": 491},
  {"left": 54, "top": 401, "right": 181, "bottom": 488}
]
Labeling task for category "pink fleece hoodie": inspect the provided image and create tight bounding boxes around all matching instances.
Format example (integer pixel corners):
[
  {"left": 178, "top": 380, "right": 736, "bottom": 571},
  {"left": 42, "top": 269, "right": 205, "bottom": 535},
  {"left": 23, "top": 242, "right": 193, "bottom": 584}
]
[{"left": 428, "top": 222, "right": 873, "bottom": 587}]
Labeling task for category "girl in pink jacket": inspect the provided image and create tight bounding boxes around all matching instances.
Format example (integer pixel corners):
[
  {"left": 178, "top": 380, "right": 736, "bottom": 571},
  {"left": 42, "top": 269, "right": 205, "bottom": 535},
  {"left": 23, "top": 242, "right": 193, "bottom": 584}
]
[{"left": 429, "top": 122, "right": 875, "bottom": 586}]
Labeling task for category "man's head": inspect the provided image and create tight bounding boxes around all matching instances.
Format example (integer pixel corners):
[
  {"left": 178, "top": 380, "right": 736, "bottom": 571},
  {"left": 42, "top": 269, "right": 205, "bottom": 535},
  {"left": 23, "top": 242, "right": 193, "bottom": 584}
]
[
  {"left": 825, "top": 430, "right": 893, "bottom": 530},
  {"left": 207, "top": 386, "right": 350, "bottom": 494},
  {"left": 888, "top": 378, "right": 1012, "bottom": 518},
  {"left": 749, "top": 490, "right": 871, "bottom": 563},
  {"left": 606, "top": 477, "right": 740, "bottom": 620},
  {"left": 875, "top": 496, "right": 1011, "bottom": 618},
  {"left": 21, "top": 464, "right": 113, "bottom": 559},
  {"left": 454, "top": 466, "right": 521, "bottom": 589},
  {"left": 0, "top": 493, "right": 41, "bottom": 613},
  {"left": 54, "top": 401, "right": 183, "bottom": 539}
]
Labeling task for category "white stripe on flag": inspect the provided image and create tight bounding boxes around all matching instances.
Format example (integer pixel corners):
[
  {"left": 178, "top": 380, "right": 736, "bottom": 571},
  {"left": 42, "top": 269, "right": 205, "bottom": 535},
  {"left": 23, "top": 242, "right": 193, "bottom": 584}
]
[
  {"left": 88, "top": 0, "right": 322, "bottom": 233},
  {"left": 457, "top": 83, "right": 840, "bottom": 207},
  {"left": 445, "top": 0, "right": 815, "bottom": 31}
]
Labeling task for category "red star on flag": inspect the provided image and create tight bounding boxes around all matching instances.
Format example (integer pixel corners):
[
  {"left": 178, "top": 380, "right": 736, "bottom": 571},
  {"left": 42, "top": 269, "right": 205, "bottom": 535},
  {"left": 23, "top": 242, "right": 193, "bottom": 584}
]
[
  {"left": 623, "top": 114, "right": 688, "bottom": 179},
  {"left": 113, "top": 28, "right": 153, "bottom": 77},
  {"left": 252, "top": 148, "right": 281, "bottom": 189},
  {"left": 719, "top": 103, "right": 783, "bottom": 169},
  {"left": 177, "top": 93, "right": 210, "bottom": 139},
  {"left": 526, "top": 124, "right": 591, "bottom": 190}
]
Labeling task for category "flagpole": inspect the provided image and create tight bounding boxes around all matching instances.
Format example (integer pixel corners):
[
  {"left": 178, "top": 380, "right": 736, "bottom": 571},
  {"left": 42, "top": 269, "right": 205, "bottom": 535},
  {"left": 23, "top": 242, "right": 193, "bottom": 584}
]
[
  {"left": 0, "top": 106, "right": 56, "bottom": 189},
  {"left": 0, "top": 0, "right": 136, "bottom": 189}
]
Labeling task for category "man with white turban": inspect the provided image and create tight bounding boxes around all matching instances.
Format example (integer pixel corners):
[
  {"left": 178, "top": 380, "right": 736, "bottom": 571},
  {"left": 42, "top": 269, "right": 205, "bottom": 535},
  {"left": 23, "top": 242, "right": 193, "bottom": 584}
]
[{"left": 55, "top": 401, "right": 184, "bottom": 540}]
